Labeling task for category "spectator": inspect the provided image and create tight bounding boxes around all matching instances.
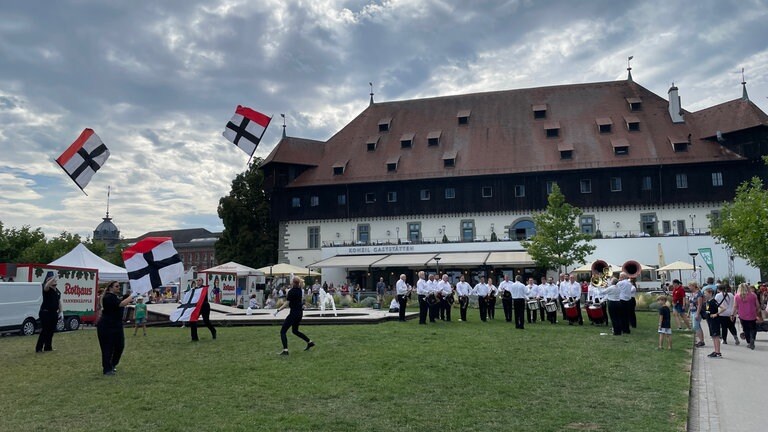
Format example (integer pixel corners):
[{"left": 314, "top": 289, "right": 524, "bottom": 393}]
[
  {"left": 689, "top": 281, "right": 705, "bottom": 347},
  {"left": 733, "top": 282, "right": 760, "bottom": 350},
  {"left": 715, "top": 284, "right": 738, "bottom": 345},
  {"left": 670, "top": 280, "right": 690, "bottom": 330},
  {"left": 132, "top": 296, "right": 147, "bottom": 336},
  {"left": 702, "top": 287, "right": 722, "bottom": 358},
  {"left": 248, "top": 294, "right": 260, "bottom": 309}
]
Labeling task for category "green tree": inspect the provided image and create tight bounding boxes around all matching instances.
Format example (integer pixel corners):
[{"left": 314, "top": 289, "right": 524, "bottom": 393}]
[
  {"left": 0, "top": 223, "right": 46, "bottom": 262},
  {"left": 215, "top": 159, "right": 278, "bottom": 268},
  {"left": 710, "top": 176, "right": 768, "bottom": 271},
  {"left": 18, "top": 231, "right": 84, "bottom": 263},
  {"left": 521, "top": 184, "right": 595, "bottom": 272}
]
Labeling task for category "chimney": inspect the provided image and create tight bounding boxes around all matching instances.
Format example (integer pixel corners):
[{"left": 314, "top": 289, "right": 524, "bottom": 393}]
[{"left": 668, "top": 84, "right": 684, "bottom": 123}]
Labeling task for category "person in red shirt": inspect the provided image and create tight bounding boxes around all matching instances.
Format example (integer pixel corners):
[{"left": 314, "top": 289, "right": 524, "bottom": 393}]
[{"left": 671, "top": 279, "right": 691, "bottom": 330}]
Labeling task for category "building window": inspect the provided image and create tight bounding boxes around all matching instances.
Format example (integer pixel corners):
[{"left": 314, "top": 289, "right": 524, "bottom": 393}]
[
  {"left": 461, "top": 220, "right": 475, "bottom": 242},
  {"left": 367, "top": 142, "right": 376, "bottom": 151},
  {"left": 709, "top": 210, "right": 721, "bottom": 229},
  {"left": 675, "top": 173, "right": 688, "bottom": 189},
  {"left": 310, "top": 196, "right": 319, "bottom": 207},
  {"left": 445, "top": 188, "right": 455, "bottom": 199},
  {"left": 387, "top": 191, "right": 397, "bottom": 202},
  {"left": 614, "top": 146, "right": 629, "bottom": 156},
  {"left": 337, "top": 194, "right": 346, "bottom": 205},
  {"left": 408, "top": 222, "right": 421, "bottom": 243},
  {"left": 599, "top": 124, "right": 611, "bottom": 133},
  {"left": 662, "top": 220, "right": 671, "bottom": 234},
  {"left": 400, "top": 133, "right": 414, "bottom": 149},
  {"left": 640, "top": 213, "right": 657, "bottom": 236},
  {"left": 481, "top": 186, "right": 493, "bottom": 198},
  {"left": 366, "top": 136, "right": 378, "bottom": 152},
  {"left": 560, "top": 150, "right": 573, "bottom": 160},
  {"left": 357, "top": 224, "right": 370, "bottom": 243},
  {"left": 580, "top": 179, "right": 592, "bottom": 194},
  {"left": 712, "top": 172, "right": 723, "bottom": 187},
  {"left": 378, "top": 118, "right": 391, "bottom": 132},
  {"left": 514, "top": 185, "right": 525, "bottom": 197},
  {"left": 420, "top": 189, "right": 430, "bottom": 200},
  {"left": 365, "top": 192, "right": 376, "bottom": 203},
  {"left": 610, "top": 177, "right": 622, "bottom": 192},
  {"left": 457, "top": 110, "right": 471, "bottom": 125},
  {"left": 444, "top": 158, "right": 455, "bottom": 168},
  {"left": 533, "top": 105, "right": 547, "bottom": 119},
  {"left": 546, "top": 181, "right": 556, "bottom": 194},
  {"left": 387, "top": 162, "right": 397, "bottom": 172},
  {"left": 626, "top": 120, "right": 640, "bottom": 131},
  {"left": 308, "top": 226, "right": 320, "bottom": 249},
  {"left": 627, "top": 98, "right": 642, "bottom": 111},
  {"left": 333, "top": 166, "right": 344, "bottom": 175},
  {"left": 427, "top": 131, "right": 441, "bottom": 146},
  {"left": 510, "top": 219, "right": 536, "bottom": 240},
  {"left": 580, "top": 215, "right": 595, "bottom": 235},
  {"left": 672, "top": 142, "right": 688, "bottom": 152},
  {"left": 291, "top": 197, "right": 301, "bottom": 208},
  {"left": 545, "top": 127, "right": 559, "bottom": 138},
  {"left": 641, "top": 176, "right": 652, "bottom": 191}
]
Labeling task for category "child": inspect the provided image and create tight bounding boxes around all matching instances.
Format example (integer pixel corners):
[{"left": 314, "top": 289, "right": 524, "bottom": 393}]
[
  {"left": 133, "top": 296, "right": 147, "bottom": 336},
  {"left": 657, "top": 295, "right": 672, "bottom": 350},
  {"left": 703, "top": 287, "right": 722, "bottom": 358}
]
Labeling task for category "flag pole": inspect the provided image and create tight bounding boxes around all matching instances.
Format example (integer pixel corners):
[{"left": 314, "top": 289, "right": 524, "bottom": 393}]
[
  {"left": 54, "top": 158, "right": 88, "bottom": 196},
  {"left": 246, "top": 115, "right": 273, "bottom": 167}
]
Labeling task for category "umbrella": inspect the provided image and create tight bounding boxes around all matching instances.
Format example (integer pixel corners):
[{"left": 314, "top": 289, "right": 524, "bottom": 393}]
[
  {"left": 656, "top": 260, "right": 695, "bottom": 281},
  {"left": 255, "top": 263, "right": 321, "bottom": 277},
  {"left": 572, "top": 261, "right": 621, "bottom": 273}
]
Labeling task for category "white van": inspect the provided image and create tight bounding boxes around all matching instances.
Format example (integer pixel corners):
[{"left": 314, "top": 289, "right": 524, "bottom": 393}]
[{"left": 0, "top": 282, "right": 42, "bottom": 336}]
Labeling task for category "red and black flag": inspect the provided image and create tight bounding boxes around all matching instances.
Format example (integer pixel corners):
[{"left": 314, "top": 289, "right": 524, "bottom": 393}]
[
  {"left": 122, "top": 237, "right": 183, "bottom": 295},
  {"left": 222, "top": 105, "right": 271, "bottom": 157},
  {"left": 170, "top": 286, "right": 208, "bottom": 322},
  {"left": 55, "top": 128, "right": 110, "bottom": 193}
]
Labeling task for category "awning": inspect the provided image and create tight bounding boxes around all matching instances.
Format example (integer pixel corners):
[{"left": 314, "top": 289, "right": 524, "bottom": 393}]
[
  {"left": 428, "top": 252, "right": 490, "bottom": 267},
  {"left": 595, "top": 117, "right": 613, "bottom": 126},
  {"left": 309, "top": 255, "right": 387, "bottom": 268},
  {"left": 532, "top": 104, "right": 547, "bottom": 112},
  {"left": 372, "top": 253, "right": 437, "bottom": 267},
  {"left": 485, "top": 251, "right": 535, "bottom": 266},
  {"left": 557, "top": 142, "right": 574, "bottom": 151},
  {"left": 610, "top": 138, "right": 630, "bottom": 148}
]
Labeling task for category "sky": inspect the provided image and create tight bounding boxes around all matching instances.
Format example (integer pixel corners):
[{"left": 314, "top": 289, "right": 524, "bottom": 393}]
[{"left": 1, "top": 0, "right": 767, "bottom": 240}]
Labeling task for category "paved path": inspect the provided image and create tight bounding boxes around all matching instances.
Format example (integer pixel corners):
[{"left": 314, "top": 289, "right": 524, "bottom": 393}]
[{"left": 689, "top": 326, "right": 767, "bottom": 431}]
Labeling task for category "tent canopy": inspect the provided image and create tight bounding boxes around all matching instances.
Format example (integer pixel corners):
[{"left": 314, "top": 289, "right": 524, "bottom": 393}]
[
  {"left": 49, "top": 243, "right": 128, "bottom": 282},
  {"left": 201, "top": 261, "right": 264, "bottom": 276},
  {"left": 255, "top": 263, "right": 320, "bottom": 277},
  {"left": 656, "top": 261, "right": 695, "bottom": 272}
]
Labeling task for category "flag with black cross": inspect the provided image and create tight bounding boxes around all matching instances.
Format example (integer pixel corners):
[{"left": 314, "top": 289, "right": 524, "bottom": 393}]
[
  {"left": 222, "top": 105, "right": 271, "bottom": 162},
  {"left": 123, "top": 237, "right": 184, "bottom": 296},
  {"left": 55, "top": 128, "right": 110, "bottom": 194},
  {"left": 170, "top": 286, "right": 208, "bottom": 322}
]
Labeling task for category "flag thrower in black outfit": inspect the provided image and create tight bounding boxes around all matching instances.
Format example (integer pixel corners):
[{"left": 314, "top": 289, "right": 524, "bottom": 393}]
[{"left": 274, "top": 277, "right": 314, "bottom": 355}]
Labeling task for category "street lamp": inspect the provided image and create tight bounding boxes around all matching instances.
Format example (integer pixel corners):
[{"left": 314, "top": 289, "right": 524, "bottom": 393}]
[
  {"left": 689, "top": 252, "right": 699, "bottom": 284},
  {"left": 689, "top": 214, "right": 696, "bottom": 235},
  {"left": 434, "top": 256, "right": 441, "bottom": 276}
]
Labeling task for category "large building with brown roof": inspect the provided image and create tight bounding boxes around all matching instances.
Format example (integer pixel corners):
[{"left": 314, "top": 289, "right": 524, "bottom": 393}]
[
  {"left": 128, "top": 228, "right": 222, "bottom": 271},
  {"left": 261, "top": 74, "right": 767, "bottom": 288}
]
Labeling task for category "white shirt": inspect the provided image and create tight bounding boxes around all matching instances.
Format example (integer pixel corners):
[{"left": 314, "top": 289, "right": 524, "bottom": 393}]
[
  {"left": 565, "top": 281, "right": 581, "bottom": 298},
  {"left": 438, "top": 280, "right": 453, "bottom": 296},
  {"left": 602, "top": 284, "right": 621, "bottom": 301},
  {"left": 527, "top": 284, "right": 540, "bottom": 299},
  {"left": 617, "top": 279, "right": 633, "bottom": 301},
  {"left": 588, "top": 285, "right": 601, "bottom": 302},
  {"left": 396, "top": 279, "right": 408, "bottom": 295},
  {"left": 498, "top": 280, "right": 514, "bottom": 296},
  {"left": 426, "top": 280, "right": 438, "bottom": 295},
  {"left": 456, "top": 281, "right": 471, "bottom": 297},
  {"left": 487, "top": 283, "right": 498, "bottom": 296},
  {"left": 714, "top": 292, "right": 734, "bottom": 316},
  {"left": 416, "top": 278, "right": 428, "bottom": 296},
  {"left": 510, "top": 281, "right": 527, "bottom": 299},
  {"left": 558, "top": 280, "right": 569, "bottom": 298},
  {"left": 473, "top": 282, "right": 489, "bottom": 297},
  {"left": 389, "top": 298, "right": 399, "bottom": 309},
  {"left": 545, "top": 283, "right": 558, "bottom": 300}
]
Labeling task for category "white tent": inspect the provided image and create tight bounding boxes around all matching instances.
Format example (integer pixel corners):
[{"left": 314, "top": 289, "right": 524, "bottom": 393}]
[
  {"left": 202, "top": 261, "right": 264, "bottom": 276},
  {"left": 50, "top": 243, "right": 129, "bottom": 281}
]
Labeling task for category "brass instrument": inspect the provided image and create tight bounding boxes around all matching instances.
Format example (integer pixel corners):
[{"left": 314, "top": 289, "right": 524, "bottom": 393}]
[
  {"left": 622, "top": 260, "right": 642, "bottom": 279},
  {"left": 590, "top": 260, "right": 613, "bottom": 288}
]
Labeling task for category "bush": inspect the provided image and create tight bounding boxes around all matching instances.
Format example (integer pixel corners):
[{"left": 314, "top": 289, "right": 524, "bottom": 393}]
[
  {"left": 338, "top": 295, "right": 353, "bottom": 307},
  {"left": 360, "top": 297, "right": 377, "bottom": 307}
]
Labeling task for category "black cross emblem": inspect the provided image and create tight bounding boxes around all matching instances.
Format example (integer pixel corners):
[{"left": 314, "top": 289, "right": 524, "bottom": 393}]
[
  {"left": 174, "top": 287, "right": 206, "bottom": 321},
  {"left": 127, "top": 250, "right": 182, "bottom": 289},
  {"left": 70, "top": 144, "right": 109, "bottom": 180},
  {"left": 226, "top": 117, "right": 261, "bottom": 148}
]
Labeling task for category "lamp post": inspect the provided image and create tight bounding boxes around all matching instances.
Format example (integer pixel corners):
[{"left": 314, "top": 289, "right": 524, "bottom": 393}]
[
  {"left": 396, "top": 226, "right": 399, "bottom": 242},
  {"left": 689, "top": 214, "right": 696, "bottom": 235},
  {"left": 434, "top": 256, "right": 441, "bottom": 276},
  {"left": 689, "top": 252, "right": 699, "bottom": 285}
]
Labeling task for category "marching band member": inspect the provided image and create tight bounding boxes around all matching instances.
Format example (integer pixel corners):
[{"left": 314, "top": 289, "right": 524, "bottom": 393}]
[
  {"left": 472, "top": 276, "right": 489, "bottom": 322},
  {"left": 558, "top": 273, "right": 569, "bottom": 321},
  {"left": 603, "top": 277, "right": 622, "bottom": 335},
  {"left": 566, "top": 274, "right": 584, "bottom": 325},
  {"left": 416, "top": 271, "right": 428, "bottom": 325},
  {"left": 396, "top": 274, "right": 409, "bottom": 322},
  {"left": 498, "top": 275, "right": 514, "bottom": 322},
  {"left": 538, "top": 276, "right": 547, "bottom": 322},
  {"left": 455, "top": 275, "right": 471, "bottom": 322},
  {"left": 426, "top": 274, "right": 439, "bottom": 323},
  {"left": 526, "top": 278, "right": 539, "bottom": 324},
  {"left": 487, "top": 277, "right": 498, "bottom": 320},
  {"left": 544, "top": 277, "right": 559, "bottom": 324},
  {"left": 628, "top": 279, "right": 638, "bottom": 329},
  {"left": 617, "top": 273, "right": 633, "bottom": 334},
  {"left": 438, "top": 275, "right": 453, "bottom": 322},
  {"left": 510, "top": 275, "right": 527, "bottom": 329}
]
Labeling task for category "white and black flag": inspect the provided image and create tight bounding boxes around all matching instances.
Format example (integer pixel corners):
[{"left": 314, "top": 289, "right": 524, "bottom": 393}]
[
  {"left": 222, "top": 105, "right": 271, "bottom": 157},
  {"left": 122, "top": 237, "right": 184, "bottom": 296},
  {"left": 55, "top": 128, "right": 110, "bottom": 193}
]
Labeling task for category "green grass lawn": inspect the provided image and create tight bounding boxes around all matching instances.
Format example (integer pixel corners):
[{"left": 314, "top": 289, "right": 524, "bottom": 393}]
[{"left": 0, "top": 311, "right": 691, "bottom": 432}]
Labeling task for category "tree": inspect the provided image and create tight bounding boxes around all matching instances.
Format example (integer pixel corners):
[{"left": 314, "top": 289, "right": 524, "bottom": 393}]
[
  {"left": 0, "top": 223, "right": 46, "bottom": 262},
  {"left": 710, "top": 176, "right": 768, "bottom": 271},
  {"left": 521, "top": 184, "right": 595, "bottom": 272},
  {"left": 215, "top": 159, "right": 278, "bottom": 268}
]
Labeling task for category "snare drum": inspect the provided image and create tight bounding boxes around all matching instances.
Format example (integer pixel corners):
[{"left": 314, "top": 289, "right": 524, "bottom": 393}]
[
  {"left": 527, "top": 300, "right": 539, "bottom": 310},
  {"left": 544, "top": 301, "right": 558, "bottom": 313}
]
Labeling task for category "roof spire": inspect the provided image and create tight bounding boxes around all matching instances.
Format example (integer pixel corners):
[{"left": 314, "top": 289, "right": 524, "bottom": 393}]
[
  {"left": 740, "top": 68, "right": 749, "bottom": 101},
  {"left": 369, "top": 82, "right": 374, "bottom": 105},
  {"left": 627, "top": 56, "right": 634, "bottom": 82},
  {"left": 105, "top": 185, "right": 111, "bottom": 220},
  {"left": 280, "top": 113, "right": 286, "bottom": 138}
]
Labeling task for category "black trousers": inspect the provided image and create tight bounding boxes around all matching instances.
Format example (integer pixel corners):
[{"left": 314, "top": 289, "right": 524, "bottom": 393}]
[
  {"left": 397, "top": 295, "right": 407, "bottom": 321},
  {"left": 740, "top": 319, "right": 757, "bottom": 345},
  {"left": 418, "top": 295, "right": 428, "bottom": 324},
  {"left": 280, "top": 310, "right": 310, "bottom": 349},
  {"left": 487, "top": 297, "right": 497, "bottom": 319},
  {"left": 513, "top": 298, "right": 526, "bottom": 329},
  {"left": 718, "top": 316, "right": 738, "bottom": 342},
  {"left": 538, "top": 300, "right": 546, "bottom": 321},
  {"left": 620, "top": 300, "right": 631, "bottom": 334},
  {"left": 559, "top": 296, "right": 568, "bottom": 320},
  {"left": 608, "top": 301, "right": 623, "bottom": 335},
  {"left": 190, "top": 302, "right": 216, "bottom": 340},
  {"left": 440, "top": 298, "right": 452, "bottom": 321},
  {"left": 458, "top": 296, "right": 468, "bottom": 321},
  {"left": 36, "top": 310, "right": 58, "bottom": 352},
  {"left": 502, "top": 297, "right": 513, "bottom": 322},
  {"left": 428, "top": 298, "right": 439, "bottom": 322},
  {"left": 97, "top": 325, "right": 125, "bottom": 374},
  {"left": 573, "top": 299, "right": 584, "bottom": 325},
  {"left": 478, "top": 297, "right": 488, "bottom": 321},
  {"left": 628, "top": 297, "right": 637, "bottom": 328}
]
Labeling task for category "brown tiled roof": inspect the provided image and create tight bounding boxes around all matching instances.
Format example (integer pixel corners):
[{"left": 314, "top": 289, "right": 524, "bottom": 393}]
[
  {"left": 130, "top": 228, "right": 221, "bottom": 245},
  {"left": 688, "top": 98, "right": 768, "bottom": 138},
  {"left": 261, "top": 136, "right": 324, "bottom": 166},
  {"left": 266, "top": 80, "right": 759, "bottom": 187}
]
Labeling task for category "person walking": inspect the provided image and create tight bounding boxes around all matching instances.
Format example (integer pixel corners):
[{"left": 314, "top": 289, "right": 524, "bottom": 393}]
[
  {"left": 732, "top": 282, "right": 760, "bottom": 350},
  {"left": 715, "top": 284, "right": 738, "bottom": 345},
  {"left": 97, "top": 281, "right": 134, "bottom": 375},
  {"left": 689, "top": 281, "right": 706, "bottom": 347},
  {"left": 35, "top": 273, "right": 62, "bottom": 353},
  {"left": 190, "top": 278, "right": 217, "bottom": 341},
  {"left": 396, "top": 274, "right": 410, "bottom": 322},
  {"left": 702, "top": 286, "right": 722, "bottom": 358},
  {"left": 274, "top": 276, "right": 314, "bottom": 355}
]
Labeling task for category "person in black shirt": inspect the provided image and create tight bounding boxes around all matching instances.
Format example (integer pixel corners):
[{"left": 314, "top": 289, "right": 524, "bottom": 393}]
[
  {"left": 190, "top": 278, "right": 216, "bottom": 341},
  {"left": 274, "top": 277, "right": 314, "bottom": 355},
  {"left": 36, "top": 273, "right": 62, "bottom": 353},
  {"left": 97, "top": 281, "right": 135, "bottom": 375},
  {"left": 657, "top": 295, "right": 672, "bottom": 350},
  {"left": 703, "top": 287, "right": 722, "bottom": 358}
]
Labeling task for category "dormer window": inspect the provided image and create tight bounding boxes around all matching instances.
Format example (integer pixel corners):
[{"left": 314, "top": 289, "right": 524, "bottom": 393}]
[
  {"left": 669, "top": 137, "right": 689, "bottom": 152},
  {"left": 558, "top": 142, "right": 574, "bottom": 160},
  {"left": 544, "top": 122, "right": 561, "bottom": 138},
  {"left": 626, "top": 97, "right": 642, "bottom": 111},
  {"left": 442, "top": 150, "right": 457, "bottom": 168},
  {"left": 624, "top": 116, "right": 640, "bottom": 131},
  {"left": 386, "top": 155, "right": 400, "bottom": 173},
  {"left": 532, "top": 104, "right": 547, "bottom": 119},
  {"left": 427, "top": 130, "right": 442, "bottom": 146},
  {"left": 611, "top": 138, "right": 630, "bottom": 156},
  {"left": 596, "top": 117, "right": 612, "bottom": 133},
  {"left": 457, "top": 110, "right": 471, "bottom": 125},
  {"left": 378, "top": 117, "right": 391, "bottom": 132},
  {"left": 400, "top": 133, "right": 414, "bottom": 149},
  {"left": 333, "top": 160, "right": 348, "bottom": 175},
  {"left": 365, "top": 136, "right": 379, "bottom": 152}
]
